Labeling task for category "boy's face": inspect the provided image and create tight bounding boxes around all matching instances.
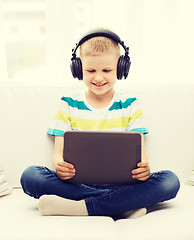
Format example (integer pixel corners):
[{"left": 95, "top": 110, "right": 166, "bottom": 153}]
[{"left": 81, "top": 51, "right": 119, "bottom": 98}]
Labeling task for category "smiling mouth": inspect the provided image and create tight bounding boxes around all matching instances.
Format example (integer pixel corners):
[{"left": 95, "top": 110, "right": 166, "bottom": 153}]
[{"left": 92, "top": 82, "right": 107, "bottom": 87}]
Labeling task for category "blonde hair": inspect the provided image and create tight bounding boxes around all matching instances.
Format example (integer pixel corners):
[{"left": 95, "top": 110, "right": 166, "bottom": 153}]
[{"left": 80, "top": 36, "right": 120, "bottom": 57}]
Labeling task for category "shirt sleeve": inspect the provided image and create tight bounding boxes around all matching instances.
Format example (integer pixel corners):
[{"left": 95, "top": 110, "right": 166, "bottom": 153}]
[
  {"left": 47, "top": 97, "right": 72, "bottom": 137},
  {"left": 127, "top": 98, "right": 149, "bottom": 135}
]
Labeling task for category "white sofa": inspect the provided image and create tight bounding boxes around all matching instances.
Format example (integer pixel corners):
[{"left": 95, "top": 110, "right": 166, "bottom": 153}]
[{"left": 0, "top": 82, "right": 194, "bottom": 240}]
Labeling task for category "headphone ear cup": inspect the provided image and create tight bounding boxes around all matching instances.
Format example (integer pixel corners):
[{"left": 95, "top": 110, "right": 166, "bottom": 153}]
[
  {"left": 117, "top": 55, "right": 131, "bottom": 80},
  {"left": 123, "top": 57, "right": 131, "bottom": 79},
  {"left": 117, "top": 55, "right": 125, "bottom": 80},
  {"left": 70, "top": 57, "right": 83, "bottom": 80}
]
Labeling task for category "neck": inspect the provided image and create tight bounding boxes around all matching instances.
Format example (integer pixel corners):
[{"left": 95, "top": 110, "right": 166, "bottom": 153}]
[{"left": 86, "top": 90, "right": 115, "bottom": 109}]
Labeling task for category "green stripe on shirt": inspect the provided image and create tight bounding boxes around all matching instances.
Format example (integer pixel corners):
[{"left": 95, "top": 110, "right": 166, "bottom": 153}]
[
  {"left": 108, "top": 97, "right": 136, "bottom": 110},
  {"left": 61, "top": 97, "right": 91, "bottom": 111}
]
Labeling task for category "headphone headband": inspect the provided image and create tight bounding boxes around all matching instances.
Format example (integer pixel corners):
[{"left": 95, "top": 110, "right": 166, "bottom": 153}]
[
  {"left": 72, "top": 29, "right": 129, "bottom": 60},
  {"left": 79, "top": 29, "right": 121, "bottom": 45}
]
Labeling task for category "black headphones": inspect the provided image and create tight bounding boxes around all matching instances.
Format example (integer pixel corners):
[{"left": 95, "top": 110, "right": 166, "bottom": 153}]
[{"left": 70, "top": 29, "right": 131, "bottom": 80}]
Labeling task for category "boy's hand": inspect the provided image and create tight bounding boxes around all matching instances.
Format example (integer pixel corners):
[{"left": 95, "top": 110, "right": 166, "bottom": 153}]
[
  {"left": 56, "top": 160, "right": 76, "bottom": 180},
  {"left": 132, "top": 162, "right": 150, "bottom": 181}
]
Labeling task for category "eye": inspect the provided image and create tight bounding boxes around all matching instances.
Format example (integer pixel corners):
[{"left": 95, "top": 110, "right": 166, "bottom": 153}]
[
  {"left": 87, "top": 69, "right": 95, "bottom": 73},
  {"left": 103, "top": 69, "right": 112, "bottom": 73}
]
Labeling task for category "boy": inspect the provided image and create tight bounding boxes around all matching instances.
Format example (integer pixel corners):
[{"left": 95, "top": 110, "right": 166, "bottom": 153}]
[{"left": 21, "top": 29, "right": 180, "bottom": 218}]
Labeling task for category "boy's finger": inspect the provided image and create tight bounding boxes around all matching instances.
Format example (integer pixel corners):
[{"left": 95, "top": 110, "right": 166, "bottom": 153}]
[
  {"left": 64, "top": 161, "right": 75, "bottom": 169},
  {"left": 59, "top": 161, "right": 74, "bottom": 169},
  {"left": 132, "top": 171, "right": 150, "bottom": 180},
  {"left": 57, "top": 166, "right": 76, "bottom": 173},
  {"left": 136, "top": 175, "right": 150, "bottom": 181},
  {"left": 57, "top": 173, "right": 75, "bottom": 181},
  {"left": 132, "top": 168, "right": 148, "bottom": 175},
  {"left": 137, "top": 162, "right": 148, "bottom": 167}
]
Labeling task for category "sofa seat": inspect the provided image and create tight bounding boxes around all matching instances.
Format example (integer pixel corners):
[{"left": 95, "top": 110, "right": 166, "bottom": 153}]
[{"left": 1, "top": 184, "right": 193, "bottom": 240}]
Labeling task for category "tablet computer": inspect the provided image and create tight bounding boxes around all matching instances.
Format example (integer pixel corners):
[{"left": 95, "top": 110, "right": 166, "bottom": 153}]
[{"left": 63, "top": 131, "right": 142, "bottom": 185}]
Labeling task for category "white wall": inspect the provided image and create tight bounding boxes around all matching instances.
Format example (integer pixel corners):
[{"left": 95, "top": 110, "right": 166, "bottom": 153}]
[
  {"left": 0, "top": 0, "right": 8, "bottom": 81},
  {"left": 46, "top": 0, "right": 194, "bottom": 86},
  {"left": 1, "top": 0, "right": 194, "bottom": 86}
]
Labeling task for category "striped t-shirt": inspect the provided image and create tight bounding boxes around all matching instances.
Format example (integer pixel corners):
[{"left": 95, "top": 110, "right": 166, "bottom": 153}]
[{"left": 47, "top": 91, "right": 149, "bottom": 136}]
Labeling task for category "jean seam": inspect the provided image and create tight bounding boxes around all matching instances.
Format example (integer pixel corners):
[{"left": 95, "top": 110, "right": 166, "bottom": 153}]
[
  {"left": 85, "top": 184, "right": 138, "bottom": 216},
  {"left": 85, "top": 198, "right": 95, "bottom": 216},
  {"left": 37, "top": 167, "right": 58, "bottom": 198},
  {"left": 96, "top": 184, "right": 138, "bottom": 202}
]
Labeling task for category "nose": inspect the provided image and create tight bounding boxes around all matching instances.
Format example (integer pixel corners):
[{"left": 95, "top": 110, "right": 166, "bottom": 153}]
[{"left": 94, "top": 72, "right": 104, "bottom": 82}]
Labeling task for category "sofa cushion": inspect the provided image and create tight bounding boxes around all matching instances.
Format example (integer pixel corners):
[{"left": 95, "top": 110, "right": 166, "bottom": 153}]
[
  {"left": 1, "top": 184, "right": 194, "bottom": 240},
  {"left": 0, "top": 84, "right": 194, "bottom": 187},
  {"left": 0, "top": 189, "right": 118, "bottom": 240}
]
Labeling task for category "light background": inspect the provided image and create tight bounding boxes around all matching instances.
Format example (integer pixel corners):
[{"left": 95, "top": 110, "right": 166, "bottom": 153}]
[{"left": 0, "top": 0, "right": 194, "bottom": 87}]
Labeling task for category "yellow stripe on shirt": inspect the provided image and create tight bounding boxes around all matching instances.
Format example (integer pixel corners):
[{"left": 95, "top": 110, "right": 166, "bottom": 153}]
[
  {"left": 130, "top": 109, "right": 143, "bottom": 120},
  {"left": 55, "top": 109, "right": 143, "bottom": 130},
  {"left": 55, "top": 110, "right": 71, "bottom": 123},
  {"left": 70, "top": 117, "right": 130, "bottom": 130}
]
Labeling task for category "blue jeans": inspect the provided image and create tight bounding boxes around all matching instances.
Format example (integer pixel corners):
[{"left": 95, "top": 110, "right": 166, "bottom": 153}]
[{"left": 20, "top": 166, "right": 180, "bottom": 217}]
